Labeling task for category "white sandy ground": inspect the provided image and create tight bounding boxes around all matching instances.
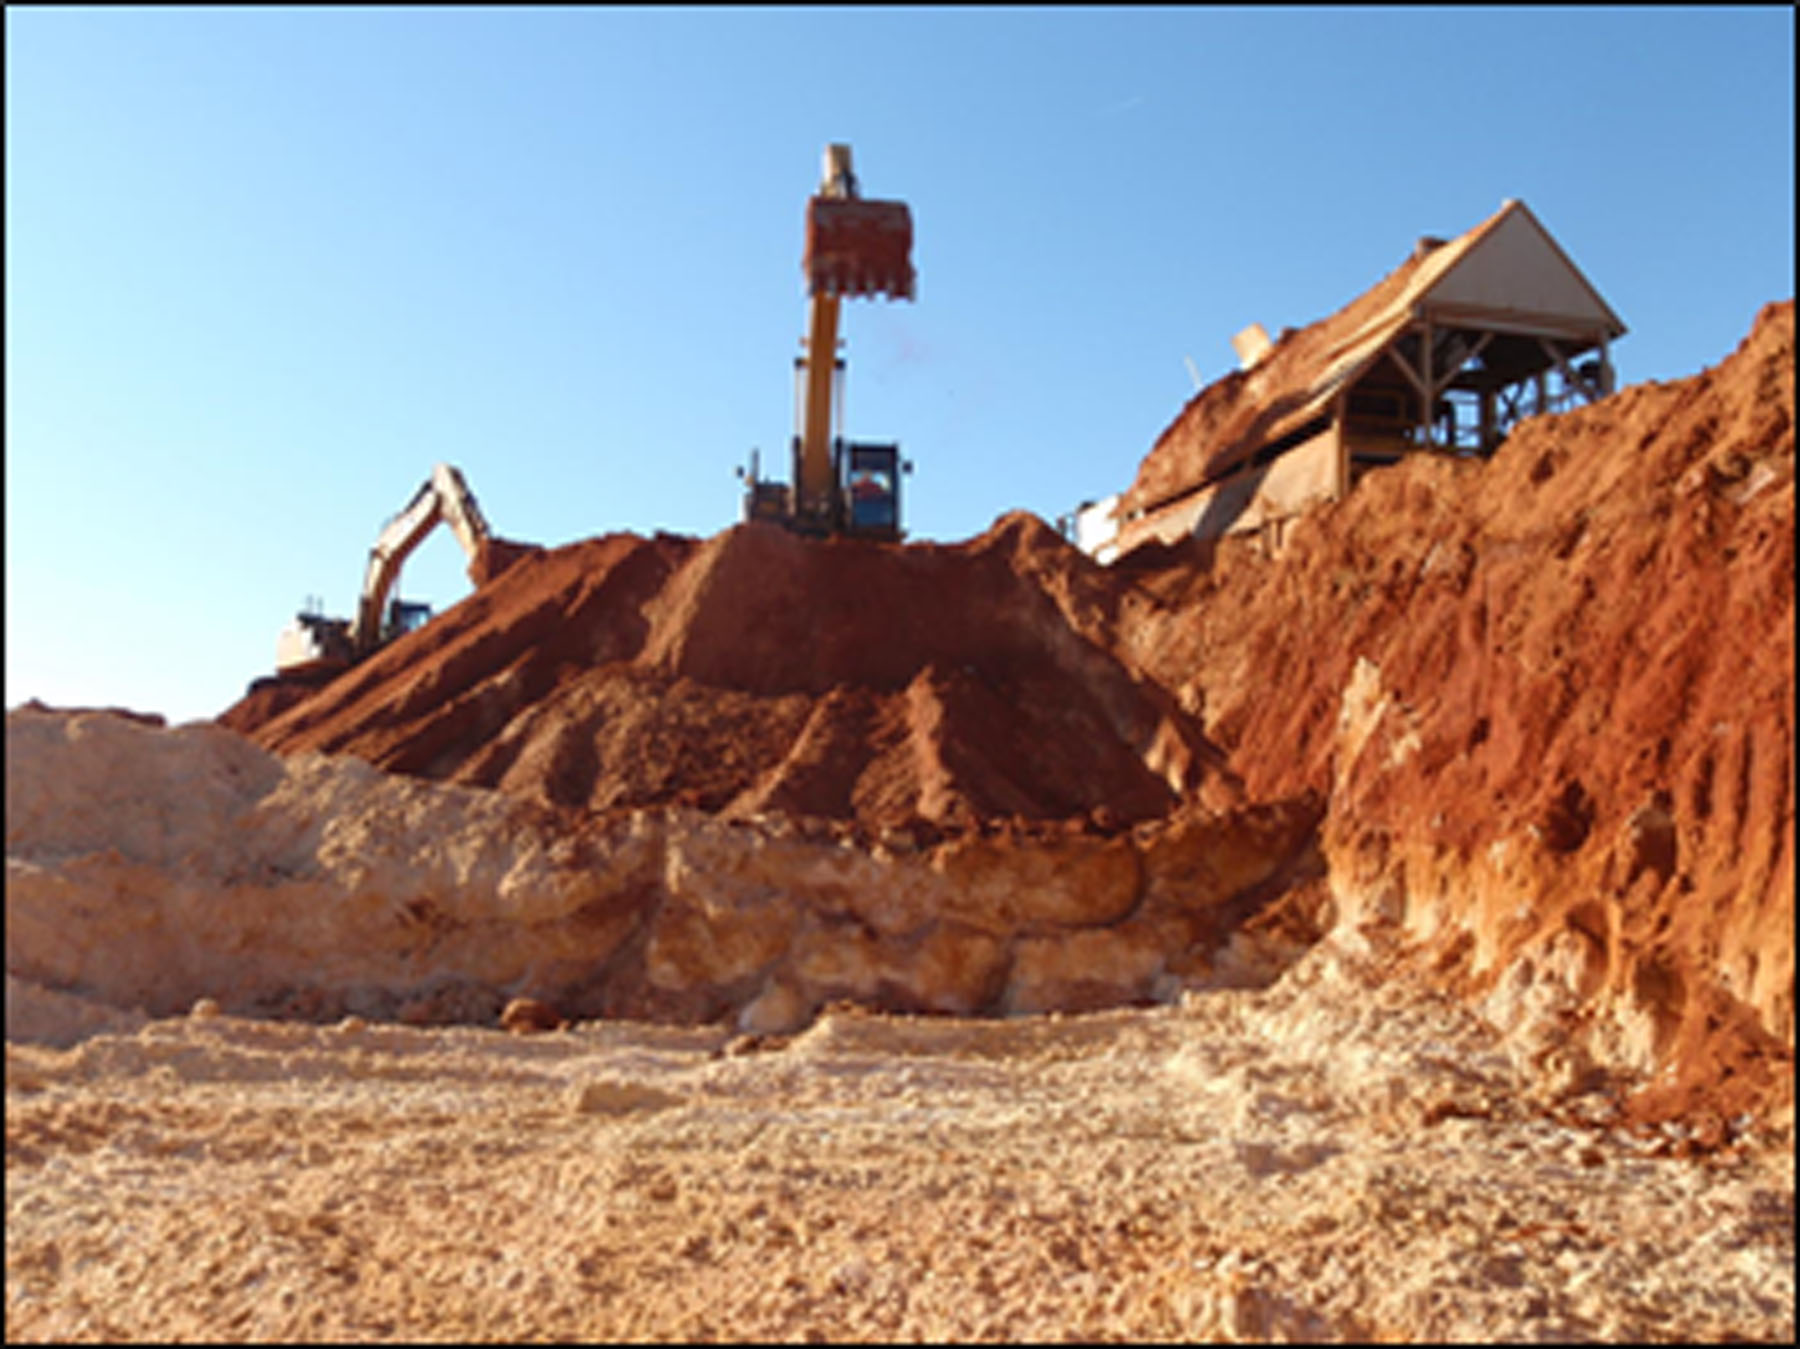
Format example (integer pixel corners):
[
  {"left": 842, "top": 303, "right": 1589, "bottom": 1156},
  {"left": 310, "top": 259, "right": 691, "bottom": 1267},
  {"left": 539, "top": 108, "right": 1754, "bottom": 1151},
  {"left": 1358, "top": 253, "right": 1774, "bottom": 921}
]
[{"left": 6, "top": 928, "right": 1793, "bottom": 1344}]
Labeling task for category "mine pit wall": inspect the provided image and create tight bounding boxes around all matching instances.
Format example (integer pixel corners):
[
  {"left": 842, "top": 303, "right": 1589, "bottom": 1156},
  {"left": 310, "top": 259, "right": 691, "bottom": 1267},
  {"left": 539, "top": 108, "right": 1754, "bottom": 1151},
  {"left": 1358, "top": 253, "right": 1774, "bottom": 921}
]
[
  {"left": 1316, "top": 651, "right": 1794, "bottom": 1128},
  {"left": 1119, "top": 301, "right": 1797, "bottom": 1126},
  {"left": 4, "top": 708, "right": 1325, "bottom": 1045}
]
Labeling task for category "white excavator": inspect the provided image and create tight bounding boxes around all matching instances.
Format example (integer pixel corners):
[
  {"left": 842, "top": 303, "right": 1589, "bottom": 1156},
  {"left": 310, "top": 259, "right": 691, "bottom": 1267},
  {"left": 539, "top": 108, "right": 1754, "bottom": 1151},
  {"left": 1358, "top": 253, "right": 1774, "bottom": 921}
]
[
  {"left": 274, "top": 462, "right": 498, "bottom": 677},
  {"left": 739, "top": 143, "right": 916, "bottom": 540}
]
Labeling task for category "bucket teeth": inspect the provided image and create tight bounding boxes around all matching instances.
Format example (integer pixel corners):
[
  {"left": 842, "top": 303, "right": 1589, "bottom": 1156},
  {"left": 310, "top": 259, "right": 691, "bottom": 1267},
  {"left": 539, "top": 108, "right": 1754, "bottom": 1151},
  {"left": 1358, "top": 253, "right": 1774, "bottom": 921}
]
[{"left": 811, "top": 266, "right": 915, "bottom": 301}]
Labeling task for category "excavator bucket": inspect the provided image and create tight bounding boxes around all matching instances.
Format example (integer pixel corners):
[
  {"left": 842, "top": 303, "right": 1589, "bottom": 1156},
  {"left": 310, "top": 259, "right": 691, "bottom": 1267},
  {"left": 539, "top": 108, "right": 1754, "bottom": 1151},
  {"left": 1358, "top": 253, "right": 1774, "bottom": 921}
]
[{"left": 804, "top": 195, "right": 915, "bottom": 300}]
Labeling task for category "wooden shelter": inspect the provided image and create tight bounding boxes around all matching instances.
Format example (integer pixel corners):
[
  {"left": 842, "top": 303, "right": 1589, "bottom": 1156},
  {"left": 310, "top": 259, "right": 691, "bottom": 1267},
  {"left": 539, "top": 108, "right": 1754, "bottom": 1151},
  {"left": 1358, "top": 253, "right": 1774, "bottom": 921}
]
[{"left": 1098, "top": 199, "right": 1626, "bottom": 561}]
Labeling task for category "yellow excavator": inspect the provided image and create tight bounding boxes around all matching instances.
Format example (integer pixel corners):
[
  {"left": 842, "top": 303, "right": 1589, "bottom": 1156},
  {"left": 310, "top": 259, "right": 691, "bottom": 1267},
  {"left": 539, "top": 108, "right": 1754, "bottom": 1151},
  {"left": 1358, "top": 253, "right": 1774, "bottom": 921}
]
[
  {"left": 740, "top": 143, "right": 916, "bottom": 540},
  {"left": 274, "top": 462, "right": 507, "bottom": 677}
]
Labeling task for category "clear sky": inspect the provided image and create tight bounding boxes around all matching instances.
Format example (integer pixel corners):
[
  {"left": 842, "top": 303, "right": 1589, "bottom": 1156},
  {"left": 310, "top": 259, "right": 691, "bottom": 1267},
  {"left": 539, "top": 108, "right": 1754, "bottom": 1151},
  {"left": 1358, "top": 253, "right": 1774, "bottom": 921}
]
[{"left": 7, "top": 6, "right": 1794, "bottom": 725}]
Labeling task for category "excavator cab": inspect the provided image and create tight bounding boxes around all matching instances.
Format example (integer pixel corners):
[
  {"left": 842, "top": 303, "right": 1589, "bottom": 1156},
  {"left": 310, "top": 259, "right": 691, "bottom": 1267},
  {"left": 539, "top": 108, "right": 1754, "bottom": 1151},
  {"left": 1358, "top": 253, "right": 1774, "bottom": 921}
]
[
  {"left": 843, "top": 441, "right": 902, "bottom": 537},
  {"left": 381, "top": 598, "right": 433, "bottom": 645}
]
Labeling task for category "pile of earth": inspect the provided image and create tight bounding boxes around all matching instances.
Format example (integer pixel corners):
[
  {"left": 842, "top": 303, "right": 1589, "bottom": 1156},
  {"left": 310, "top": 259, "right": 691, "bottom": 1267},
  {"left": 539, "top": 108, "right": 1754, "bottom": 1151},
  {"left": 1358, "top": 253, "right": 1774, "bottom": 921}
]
[
  {"left": 220, "top": 514, "right": 1234, "bottom": 834},
  {"left": 12, "top": 476, "right": 1333, "bottom": 1053}
]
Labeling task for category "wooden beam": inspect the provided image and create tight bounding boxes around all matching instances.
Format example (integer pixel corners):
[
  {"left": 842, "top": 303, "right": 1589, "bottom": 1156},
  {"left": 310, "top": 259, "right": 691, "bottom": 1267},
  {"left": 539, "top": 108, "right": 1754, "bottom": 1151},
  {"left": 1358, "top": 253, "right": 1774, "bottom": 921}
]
[
  {"left": 1547, "top": 335, "right": 1580, "bottom": 406},
  {"left": 1430, "top": 330, "right": 1492, "bottom": 398},
  {"left": 1420, "top": 318, "right": 1434, "bottom": 448},
  {"left": 1384, "top": 331, "right": 1430, "bottom": 402},
  {"left": 1538, "top": 334, "right": 1604, "bottom": 407},
  {"left": 1423, "top": 302, "right": 1615, "bottom": 344}
]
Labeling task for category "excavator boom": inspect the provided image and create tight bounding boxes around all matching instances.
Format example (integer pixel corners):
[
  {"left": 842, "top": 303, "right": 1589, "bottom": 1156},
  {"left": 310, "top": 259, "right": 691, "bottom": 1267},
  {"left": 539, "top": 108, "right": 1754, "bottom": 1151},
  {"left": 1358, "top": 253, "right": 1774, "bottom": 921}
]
[
  {"left": 275, "top": 462, "right": 506, "bottom": 677},
  {"left": 767, "top": 143, "right": 915, "bottom": 539},
  {"left": 352, "top": 463, "right": 491, "bottom": 654},
  {"left": 736, "top": 143, "right": 916, "bottom": 540}
]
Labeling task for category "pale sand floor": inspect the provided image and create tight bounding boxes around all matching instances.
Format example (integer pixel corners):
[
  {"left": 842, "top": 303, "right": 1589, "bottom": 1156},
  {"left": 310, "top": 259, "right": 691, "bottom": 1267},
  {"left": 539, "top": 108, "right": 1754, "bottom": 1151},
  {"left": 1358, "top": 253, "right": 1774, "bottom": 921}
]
[{"left": 7, "top": 935, "right": 1793, "bottom": 1343}]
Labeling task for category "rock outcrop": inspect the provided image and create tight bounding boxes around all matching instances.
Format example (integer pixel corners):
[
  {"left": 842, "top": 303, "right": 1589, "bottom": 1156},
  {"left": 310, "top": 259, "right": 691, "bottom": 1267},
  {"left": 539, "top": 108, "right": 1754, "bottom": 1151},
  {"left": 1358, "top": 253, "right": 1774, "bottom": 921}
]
[{"left": 5, "top": 706, "right": 1321, "bottom": 1040}]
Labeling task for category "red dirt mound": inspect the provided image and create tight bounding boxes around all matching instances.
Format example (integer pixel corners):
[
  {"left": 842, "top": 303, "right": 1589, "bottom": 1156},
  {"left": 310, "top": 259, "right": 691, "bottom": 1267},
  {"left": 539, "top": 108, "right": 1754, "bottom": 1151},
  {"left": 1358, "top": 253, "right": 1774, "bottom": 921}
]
[{"left": 223, "top": 514, "right": 1223, "bottom": 831}]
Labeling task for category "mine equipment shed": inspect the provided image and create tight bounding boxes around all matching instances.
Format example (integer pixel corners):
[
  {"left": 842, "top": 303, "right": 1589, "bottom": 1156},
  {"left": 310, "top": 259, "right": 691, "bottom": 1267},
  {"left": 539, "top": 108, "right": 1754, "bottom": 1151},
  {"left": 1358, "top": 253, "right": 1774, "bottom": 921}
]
[{"left": 1099, "top": 198, "right": 1627, "bottom": 561}]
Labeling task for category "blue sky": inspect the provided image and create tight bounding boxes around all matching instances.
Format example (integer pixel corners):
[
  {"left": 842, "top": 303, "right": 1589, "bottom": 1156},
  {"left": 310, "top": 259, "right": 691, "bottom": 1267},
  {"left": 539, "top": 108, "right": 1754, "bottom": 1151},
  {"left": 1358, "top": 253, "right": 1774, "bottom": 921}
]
[{"left": 7, "top": 6, "right": 1794, "bottom": 724}]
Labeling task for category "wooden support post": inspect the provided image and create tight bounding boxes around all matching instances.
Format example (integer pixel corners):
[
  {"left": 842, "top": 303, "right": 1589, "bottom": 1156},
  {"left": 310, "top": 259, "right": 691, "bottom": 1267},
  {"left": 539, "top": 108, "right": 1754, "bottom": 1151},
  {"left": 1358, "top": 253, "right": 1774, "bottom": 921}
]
[
  {"left": 1539, "top": 334, "right": 1603, "bottom": 408},
  {"left": 1387, "top": 335, "right": 1429, "bottom": 402},
  {"left": 1539, "top": 336, "right": 1564, "bottom": 407},
  {"left": 1430, "top": 331, "right": 1491, "bottom": 397},
  {"left": 1420, "top": 319, "right": 1434, "bottom": 449},
  {"left": 1479, "top": 383, "right": 1494, "bottom": 454},
  {"left": 1426, "top": 331, "right": 1491, "bottom": 453}
]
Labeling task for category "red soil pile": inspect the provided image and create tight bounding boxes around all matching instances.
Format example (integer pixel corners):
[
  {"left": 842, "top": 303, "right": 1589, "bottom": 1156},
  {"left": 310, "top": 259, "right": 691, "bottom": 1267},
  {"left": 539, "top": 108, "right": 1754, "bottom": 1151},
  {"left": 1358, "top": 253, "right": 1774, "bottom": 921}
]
[
  {"left": 225, "top": 515, "right": 1221, "bottom": 832},
  {"left": 1120, "top": 299, "right": 1795, "bottom": 1129},
  {"left": 216, "top": 535, "right": 545, "bottom": 741},
  {"left": 469, "top": 535, "right": 542, "bottom": 587},
  {"left": 215, "top": 680, "right": 318, "bottom": 736}
]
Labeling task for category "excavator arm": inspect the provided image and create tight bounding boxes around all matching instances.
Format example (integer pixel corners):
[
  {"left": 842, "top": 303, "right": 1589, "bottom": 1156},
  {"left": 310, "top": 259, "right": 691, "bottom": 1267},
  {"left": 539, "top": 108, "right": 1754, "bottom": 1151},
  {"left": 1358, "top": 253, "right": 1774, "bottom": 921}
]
[
  {"left": 273, "top": 461, "right": 531, "bottom": 679},
  {"left": 789, "top": 144, "right": 915, "bottom": 533},
  {"left": 795, "top": 287, "right": 844, "bottom": 531},
  {"left": 350, "top": 462, "right": 492, "bottom": 655}
]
